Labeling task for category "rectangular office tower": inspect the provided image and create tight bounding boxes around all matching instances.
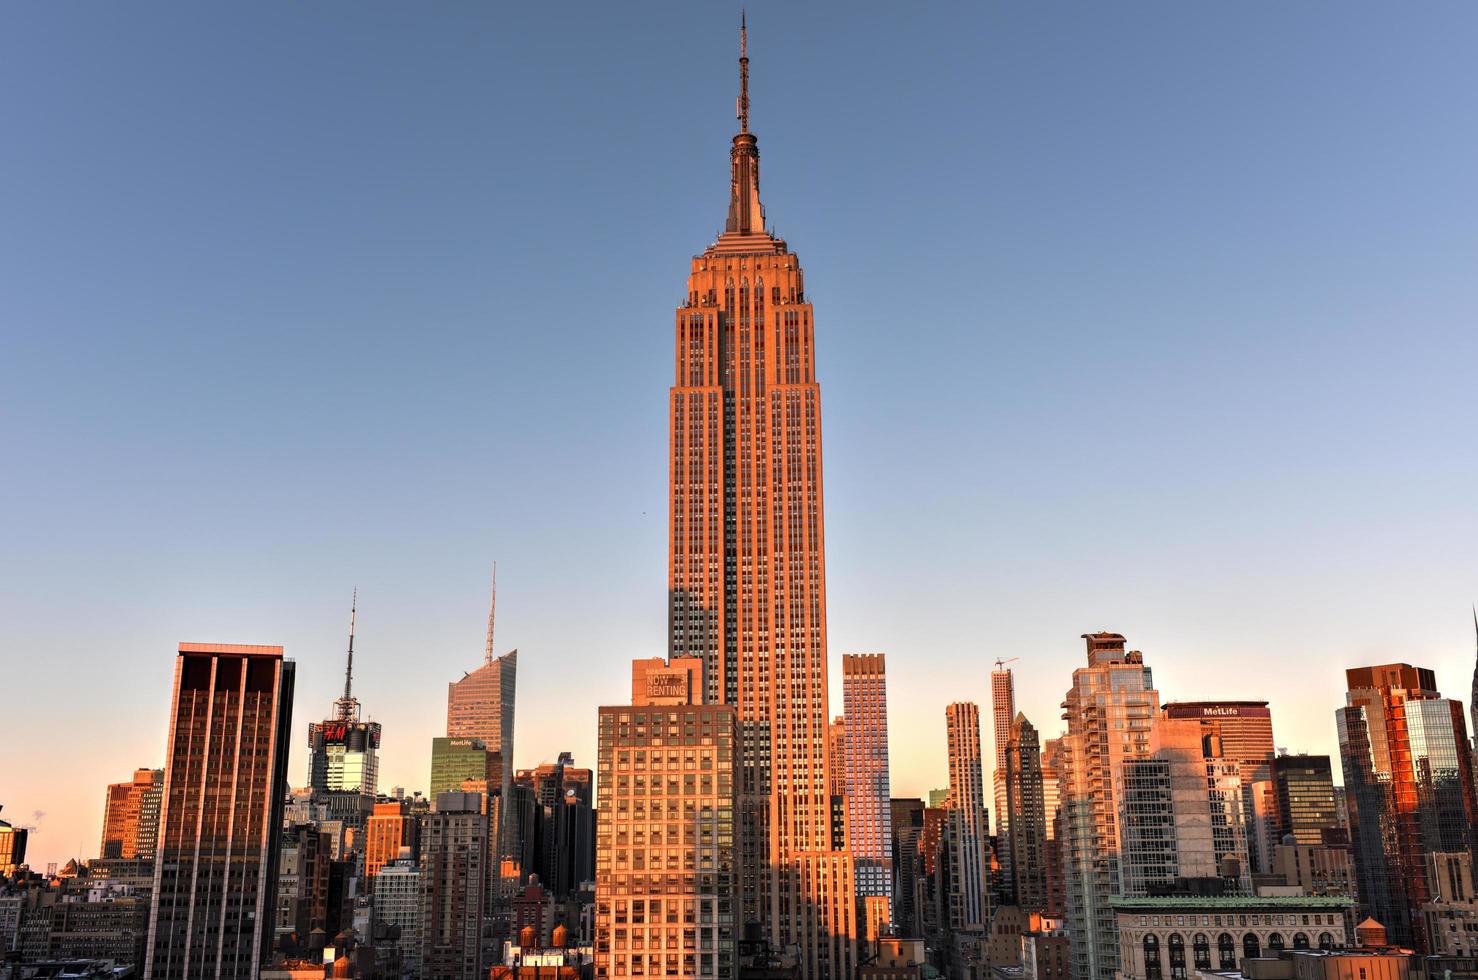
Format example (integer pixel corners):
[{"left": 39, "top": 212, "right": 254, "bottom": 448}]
[
  {"left": 665, "top": 22, "right": 856, "bottom": 977},
  {"left": 843, "top": 654, "right": 893, "bottom": 933},
  {"left": 144, "top": 642, "right": 295, "bottom": 980},
  {"left": 595, "top": 658, "right": 739, "bottom": 980},
  {"left": 1337, "top": 663, "right": 1477, "bottom": 951}
]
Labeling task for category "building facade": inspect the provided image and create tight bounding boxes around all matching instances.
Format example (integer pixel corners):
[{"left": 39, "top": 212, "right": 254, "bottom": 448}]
[
  {"left": 594, "top": 661, "right": 740, "bottom": 980},
  {"left": 99, "top": 768, "right": 163, "bottom": 861},
  {"left": 1270, "top": 755, "right": 1340, "bottom": 847},
  {"left": 374, "top": 854, "right": 422, "bottom": 978},
  {"left": 1337, "top": 663, "right": 1478, "bottom": 951},
  {"left": 844, "top": 654, "right": 894, "bottom": 921},
  {"left": 144, "top": 642, "right": 296, "bottom": 980},
  {"left": 420, "top": 791, "right": 488, "bottom": 980},
  {"left": 1112, "top": 895, "right": 1352, "bottom": 980},
  {"left": 1059, "top": 632, "right": 1160, "bottom": 980},
  {"left": 1005, "top": 713, "right": 1049, "bottom": 913},
  {"left": 992, "top": 668, "right": 1017, "bottom": 904},
  {"left": 945, "top": 701, "right": 989, "bottom": 933},
  {"left": 664, "top": 21, "right": 856, "bottom": 977}
]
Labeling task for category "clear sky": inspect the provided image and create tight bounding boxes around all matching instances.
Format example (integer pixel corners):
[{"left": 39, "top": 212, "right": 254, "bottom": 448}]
[{"left": 3, "top": 2, "right": 1477, "bottom": 869}]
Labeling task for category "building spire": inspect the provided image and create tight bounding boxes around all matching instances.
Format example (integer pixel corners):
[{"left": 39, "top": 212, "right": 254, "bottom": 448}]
[
  {"left": 484, "top": 562, "right": 497, "bottom": 666},
  {"left": 724, "top": 13, "right": 765, "bottom": 237},
  {"left": 738, "top": 11, "right": 749, "bottom": 134},
  {"left": 335, "top": 588, "right": 361, "bottom": 721}
]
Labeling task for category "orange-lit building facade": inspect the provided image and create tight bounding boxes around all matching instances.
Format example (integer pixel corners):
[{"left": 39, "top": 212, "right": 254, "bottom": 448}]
[
  {"left": 100, "top": 767, "right": 163, "bottom": 860},
  {"left": 594, "top": 659, "right": 740, "bottom": 980},
  {"left": 665, "top": 21, "right": 855, "bottom": 978},
  {"left": 365, "top": 799, "right": 418, "bottom": 882},
  {"left": 1337, "top": 663, "right": 1478, "bottom": 952},
  {"left": 843, "top": 654, "right": 893, "bottom": 925},
  {"left": 144, "top": 642, "right": 295, "bottom": 980}
]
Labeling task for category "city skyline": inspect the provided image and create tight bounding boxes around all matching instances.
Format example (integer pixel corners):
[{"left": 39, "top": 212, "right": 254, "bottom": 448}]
[{"left": 5, "top": 1, "right": 1478, "bottom": 881}]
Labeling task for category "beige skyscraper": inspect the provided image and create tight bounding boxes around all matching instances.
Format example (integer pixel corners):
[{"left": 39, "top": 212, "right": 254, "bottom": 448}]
[
  {"left": 665, "top": 19, "right": 855, "bottom": 977},
  {"left": 945, "top": 702, "right": 988, "bottom": 932},
  {"left": 1059, "top": 632, "right": 1160, "bottom": 980}
]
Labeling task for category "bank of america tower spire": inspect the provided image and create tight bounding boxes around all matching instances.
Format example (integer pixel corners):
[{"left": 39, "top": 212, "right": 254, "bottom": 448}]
[{"left": 668, "top": 19, "right": 857, "bottom": 978}]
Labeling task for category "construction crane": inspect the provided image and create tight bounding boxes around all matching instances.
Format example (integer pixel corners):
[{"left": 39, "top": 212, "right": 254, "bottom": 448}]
[{"left": 993, "top": 656, "right": 1019, "bottom": 671}]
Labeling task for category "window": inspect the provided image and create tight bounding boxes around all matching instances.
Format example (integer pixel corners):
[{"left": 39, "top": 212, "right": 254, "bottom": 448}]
[
  {"left": 1243, "top": 933, "right": 1260, "bottom": 960},
  {"left": 1268, "top": 933, "right": 1285, "bottom": 952},
  {"left": 1193, "top": 934, "right": 1210, "bottom": 970},
  {"left": 1169, "top": 934, "right": 1187, "bottom": 979},
  {"left": 1293, "top": 933, "right": 1309, "bottom": 950},
  {"left": 1217, "top": 934, "right": 1236, "bottom": 970},
  {"left": 1318, "top": 932, "right": 1334, "bottom": 950},
  {"left": 1143, "top": 935, "right": 1162, "bottom": 980}
]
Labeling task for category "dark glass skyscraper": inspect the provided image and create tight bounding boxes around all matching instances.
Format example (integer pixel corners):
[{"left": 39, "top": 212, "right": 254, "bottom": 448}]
[
  {"left": 1270, "top": 754, "right": 1339, "bottom": 846},
  {"left": 145, "top": 642, "right": 295, "bottom": 980},
  {"left": 1337, "top": 663, "right": 1477, "bottom": 951}
]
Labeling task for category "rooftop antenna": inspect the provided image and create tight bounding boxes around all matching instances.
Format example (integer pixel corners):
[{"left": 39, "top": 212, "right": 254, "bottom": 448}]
[
  {"left": 737, "top": 11, "right": 749, "bottom": 134},
  {"left": 484, "top": 562, "right": 497, "bottom": 665},
  {"left": 334, "top": 588, "right": 361, "bottom": 721}
]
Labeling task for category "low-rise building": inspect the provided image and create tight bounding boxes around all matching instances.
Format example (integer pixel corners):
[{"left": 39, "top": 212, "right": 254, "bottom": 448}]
[{"left": 1112, "top": 895, "right": 1353, "bottom": 980}]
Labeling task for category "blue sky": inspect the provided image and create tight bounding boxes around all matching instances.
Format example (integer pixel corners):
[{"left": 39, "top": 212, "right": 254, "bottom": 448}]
[{"left": 3, "top": 2, "right": 1477, "bottom": 867}]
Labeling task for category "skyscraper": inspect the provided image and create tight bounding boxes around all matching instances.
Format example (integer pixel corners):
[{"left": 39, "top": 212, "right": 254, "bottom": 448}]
[
  {"left": 944, "top": 702, "right": 988, "bottom": 932},
  {"left": 1003, "top": 713, "right": 1047, "bottom": 912},
  {"left": 307, "top": 593, "right": 381, "bottom": 795},
  {"left": 1060, "top": 632, "right": 1159, "bottom": 980},
  {"left": 1118, "top": 715, "right": 1249, "bottom": 896},
  {"left": 665, "top": 20, "right": 855, "bottom": 977},
  {"left": 420, "top": 791, "right": 489, "bottom": 980},
  {"left": 990, "top": 666, "right": 1016, "bottom": 900},
  {"left": 365, "top": 799, "right": 419, "bottom": 882},
  {"left": 1337, "top": 663, "right": 1477, "bottom": 950},
  {"left": 145, "top": 642, "right": 295, "bottom": 980},
  {"left": 843, "top": 654, "right": 893, "bottom": 933},
  {"left": 100, "top": 768, "right": 163, "bottom": 860},
  {"left": 1161, "top": 701, "right": 1276, "bottom": 873},
  {"left": 1041, "top": 736, "right": 1066, "bottom": 918},
  {"left": 0, "top": 806, "right": 27, "bottom": 876},
  {"left": 448, "top": 570, "right": 517, "bottom": 791},
  {"left": 429, "top": 736, "right": 501, "bottom": 797},
  {"left": 1269, "top": 754, "right": 1339, "bottom": 846}
]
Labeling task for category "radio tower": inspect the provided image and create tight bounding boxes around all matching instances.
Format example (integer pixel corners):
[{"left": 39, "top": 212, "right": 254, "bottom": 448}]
[{"left": 334, "top": 588, "right": 361, "bottom": 721}]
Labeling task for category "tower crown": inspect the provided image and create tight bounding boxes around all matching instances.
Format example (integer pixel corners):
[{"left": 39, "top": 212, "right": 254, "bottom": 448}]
[{"left": 718, "top": 15, "right": 773, "bottom": 251}]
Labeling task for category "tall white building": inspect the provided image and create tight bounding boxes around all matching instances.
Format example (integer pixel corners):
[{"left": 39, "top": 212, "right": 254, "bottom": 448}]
[
  {"left": 945, "top": 702, "right": 989, "bottom": 932},
  {"left": 374, "top": 852, "right": 422, "bottom": 978}
]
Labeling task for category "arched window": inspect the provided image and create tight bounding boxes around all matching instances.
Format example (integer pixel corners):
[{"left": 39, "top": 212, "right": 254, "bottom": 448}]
[
  {"left": 1318, "top": 932, "right": 1334, "bottom": 950},
  {"left": 1168, "top": 934, "right": 1186, "bottom": 978},
  {"left": 1218, "top": 934, "right": 1236, "bottom": 969},
  {"left": 1268, "top": 933, "right": 1285, "bottom": 952},
  {"left": 1243, "top": 933, "right": 1261, "bottom": 960},
  {"left": 1193, "top": 934, "right": 1211, "bottom": 970},
  {"left": 1144, "top": 935, "right": 1162, "bottom": 980},
  {"left": 1293, "top": 933, "right": 1309, "bottom": 950}
]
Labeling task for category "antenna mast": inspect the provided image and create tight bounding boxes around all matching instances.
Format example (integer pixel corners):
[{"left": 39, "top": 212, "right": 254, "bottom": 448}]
[
  {"left": 737, "top": 11, "right": 749, "bottom": 133},
  {"left": 485, "top": 562, "right": 497, "bottom": 665},
  {"left": 335, "top": 588, "right": 361, "bottom": 721}
]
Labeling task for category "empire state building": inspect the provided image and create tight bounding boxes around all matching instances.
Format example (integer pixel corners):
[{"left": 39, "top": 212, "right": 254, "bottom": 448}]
[{"left": 668, "top": 21, "right": 856, "bottom": 978}]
